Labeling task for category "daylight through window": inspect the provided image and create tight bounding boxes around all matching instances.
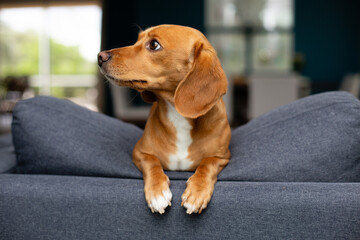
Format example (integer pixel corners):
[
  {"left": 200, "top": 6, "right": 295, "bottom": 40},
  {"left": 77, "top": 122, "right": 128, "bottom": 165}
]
[{"left": 0, "top": 4, "right": 102, "bottom": 111}]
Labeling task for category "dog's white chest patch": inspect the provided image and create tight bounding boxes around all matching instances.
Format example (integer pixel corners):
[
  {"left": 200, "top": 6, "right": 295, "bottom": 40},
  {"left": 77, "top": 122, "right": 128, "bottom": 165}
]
[{"left": 166, "top": 102, "right": 193, "bottom": 171}]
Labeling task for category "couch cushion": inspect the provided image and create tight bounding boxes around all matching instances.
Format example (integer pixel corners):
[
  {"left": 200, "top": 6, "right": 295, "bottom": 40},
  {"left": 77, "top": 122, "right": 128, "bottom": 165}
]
[
  {"left": 2, "top": 174, "right": 360, "bottom": 239},
  {"left": 220, "top": 91, "right": 360, "bottom": 182},
  {"left": 12, "top": 96, "right": 143, "bottom": 178},
  {"left": 12, "top": 92, "right": 360, "bottom": 182}
]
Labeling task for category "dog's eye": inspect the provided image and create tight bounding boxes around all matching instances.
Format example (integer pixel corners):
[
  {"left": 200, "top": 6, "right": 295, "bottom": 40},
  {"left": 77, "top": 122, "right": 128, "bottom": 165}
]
[{"left": 148, "top": 40, "right": 161, "bottom": 51}]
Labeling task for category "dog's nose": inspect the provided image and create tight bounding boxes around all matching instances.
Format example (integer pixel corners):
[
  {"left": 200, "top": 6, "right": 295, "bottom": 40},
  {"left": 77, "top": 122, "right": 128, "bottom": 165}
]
[{"left": 97, "top": 51, "right": 111, "bottom": 66}]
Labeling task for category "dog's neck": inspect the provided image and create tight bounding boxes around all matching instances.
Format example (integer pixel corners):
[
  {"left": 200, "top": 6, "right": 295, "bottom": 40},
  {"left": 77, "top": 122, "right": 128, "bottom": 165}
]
[
  {"left": 152, "top": 94, "right": 195, "bottom": 129},
  {"left": 152, "top": 90, "right": 176, "bottom": 105}
]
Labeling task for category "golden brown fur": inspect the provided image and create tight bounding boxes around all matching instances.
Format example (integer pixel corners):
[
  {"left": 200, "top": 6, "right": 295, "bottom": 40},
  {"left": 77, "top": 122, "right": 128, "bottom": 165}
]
[{"left": 98, "top": 24, "right": 231, "bottom": 214}]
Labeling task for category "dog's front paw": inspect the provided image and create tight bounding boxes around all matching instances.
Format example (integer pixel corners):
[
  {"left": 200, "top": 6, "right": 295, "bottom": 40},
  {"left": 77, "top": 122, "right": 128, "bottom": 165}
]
[
  {"left": 181, "top": 174, "right": 215, "bottom": 214},
  {"left": 144, "top": 174, "right": 172, "bottom": 214}
]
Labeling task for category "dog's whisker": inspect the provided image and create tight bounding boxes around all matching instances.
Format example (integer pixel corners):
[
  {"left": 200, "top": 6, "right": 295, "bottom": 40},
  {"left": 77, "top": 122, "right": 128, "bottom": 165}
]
[
  {"left": 126, "top": 91, "right": 139, "bottom": 105},
  {"left": 131, "top": 23, "right": 143, "bottom": 33}
]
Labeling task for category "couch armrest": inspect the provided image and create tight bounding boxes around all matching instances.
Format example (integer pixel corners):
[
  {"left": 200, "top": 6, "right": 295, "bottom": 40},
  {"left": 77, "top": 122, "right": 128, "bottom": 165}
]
[
  {"left": 1, "top": 174, "right": 359, "bottom": 239},
  {"left": 0, "top": 134, "right": 16, "bottom": 173},
  {"left": 0, "top": 147, "right": 16, "bottom": 173}
]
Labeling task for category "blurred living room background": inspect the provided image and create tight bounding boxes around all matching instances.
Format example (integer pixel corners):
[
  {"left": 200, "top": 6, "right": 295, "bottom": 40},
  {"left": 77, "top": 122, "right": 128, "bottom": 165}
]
[{"left": 0, "top": 0, "right": 359, "bottom": 133}]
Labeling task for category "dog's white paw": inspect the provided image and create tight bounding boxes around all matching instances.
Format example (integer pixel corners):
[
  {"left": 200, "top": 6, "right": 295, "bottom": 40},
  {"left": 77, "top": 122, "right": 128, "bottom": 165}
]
[
  {"left": 148, "top": 189, "right": 172, "bottom": 214},
  {"left": 183, "top": 202, "right": 198, "bottom": 215},
  {"left": 181, "top": 174, "right": 214, "bottom": 214},
  {"left": 182, "top": 196, "right": 208, "bottom": 214}
]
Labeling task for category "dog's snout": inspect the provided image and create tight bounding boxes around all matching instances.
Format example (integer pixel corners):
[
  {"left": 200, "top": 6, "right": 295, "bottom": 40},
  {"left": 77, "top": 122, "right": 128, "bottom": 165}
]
[{"left": 97, "top": 51, "right": 111, "bottom": 66}]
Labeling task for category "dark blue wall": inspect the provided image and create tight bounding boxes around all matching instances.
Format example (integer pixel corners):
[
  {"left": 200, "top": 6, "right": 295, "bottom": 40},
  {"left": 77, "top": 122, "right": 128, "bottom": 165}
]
[
  {"left": 295, "top": 0, "right": 360, "bottom": 91},
  {"left": 136, "top": 0, "right": 204, "bottom": 32},
  {"left": 101, "top": 0, "right": 204, "bottom": 50}
]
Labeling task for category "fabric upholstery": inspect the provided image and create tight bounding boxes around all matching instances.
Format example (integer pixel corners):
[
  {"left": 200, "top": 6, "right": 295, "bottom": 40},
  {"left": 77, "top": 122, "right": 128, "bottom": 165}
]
[
  {"left": 12, "top": 96, "right": 143, "bottom": 178},
  {"left": 4, "top": 91, "right": 360, "bottom": 239},
  {"left": 11, "top": 91, "right": 360, "bottom": 182},
  {"left": 0, "top": 134, "right": 16, "bottom": 173},
  {"left": 1, "top": 174, "right": 359, "bottom": 240},
  {"left": 221, "top": 91, "right": 360, "bottom": 182}
]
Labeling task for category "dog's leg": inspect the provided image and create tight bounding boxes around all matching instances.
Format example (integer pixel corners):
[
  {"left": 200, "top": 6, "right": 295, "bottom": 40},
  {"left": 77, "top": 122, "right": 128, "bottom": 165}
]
[
  {"left": 181, "top": 157, "right": 229, "bottom": 214},
  {"left": 133, "top": 152, "right": 172, "bottom": 214}
]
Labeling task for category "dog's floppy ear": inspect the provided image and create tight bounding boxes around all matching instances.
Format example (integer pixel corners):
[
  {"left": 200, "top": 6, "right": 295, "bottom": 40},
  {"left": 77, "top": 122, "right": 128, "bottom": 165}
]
[
  {"left": 174, "top": 41, "right": 227, "bottom": 118},
  {"left": 141, "top": 90, "right": 157, "bottom": 103}
]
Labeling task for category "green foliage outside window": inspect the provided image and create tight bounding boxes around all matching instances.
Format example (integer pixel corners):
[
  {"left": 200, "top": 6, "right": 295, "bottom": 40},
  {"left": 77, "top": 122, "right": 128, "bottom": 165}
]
[
  {"left": 0, "top": 26, "right": 39, "bottom": 77},
  {"left": 0, "top": 27, "right": 96, "bottom": 77},
  {"left": 0, "top": 25, "right": 97, "bottom": 99},
  {"left": 50, "top": 39, "right": 97, "bottom": 75}
]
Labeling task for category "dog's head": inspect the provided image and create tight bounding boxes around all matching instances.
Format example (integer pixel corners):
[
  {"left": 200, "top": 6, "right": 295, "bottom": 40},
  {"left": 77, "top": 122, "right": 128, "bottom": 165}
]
[{"left": 98, "top": 24, "right": 227, "bottom": 118}]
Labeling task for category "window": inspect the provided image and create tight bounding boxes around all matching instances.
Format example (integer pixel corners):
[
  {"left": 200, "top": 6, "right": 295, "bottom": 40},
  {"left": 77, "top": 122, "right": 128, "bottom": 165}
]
[
  {"left": 206, "top": 0, "right": 294, "bottom": 75},
  {"left": 205, "top": 0, "right": 294, "bottom": 123},
  {"left": 0, "top": 4, "right": 102, "bottom": 110}
]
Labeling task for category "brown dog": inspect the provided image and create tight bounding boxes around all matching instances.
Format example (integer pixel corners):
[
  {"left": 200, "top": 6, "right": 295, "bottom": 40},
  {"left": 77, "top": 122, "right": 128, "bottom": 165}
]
[{"left": 98, "top": 24, "right": 231, "bottom": 214}]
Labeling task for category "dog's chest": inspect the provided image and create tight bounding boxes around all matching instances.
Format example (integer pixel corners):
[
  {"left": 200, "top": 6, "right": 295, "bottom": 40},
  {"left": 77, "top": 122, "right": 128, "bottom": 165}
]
[{"left": 166, "top": 102, "right": 193, "bottom": 171}]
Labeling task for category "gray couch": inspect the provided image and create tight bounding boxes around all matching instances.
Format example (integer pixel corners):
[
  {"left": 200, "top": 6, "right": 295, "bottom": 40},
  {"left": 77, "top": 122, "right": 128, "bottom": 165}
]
[{"left": 1, "top": 91, "right": 360, "bottom": 239}]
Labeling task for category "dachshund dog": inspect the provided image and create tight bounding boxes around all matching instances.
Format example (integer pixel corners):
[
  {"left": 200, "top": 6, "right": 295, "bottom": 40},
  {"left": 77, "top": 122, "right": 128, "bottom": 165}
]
[{"left": 98, "top": 25, "right": 231, "bottom": 214}]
